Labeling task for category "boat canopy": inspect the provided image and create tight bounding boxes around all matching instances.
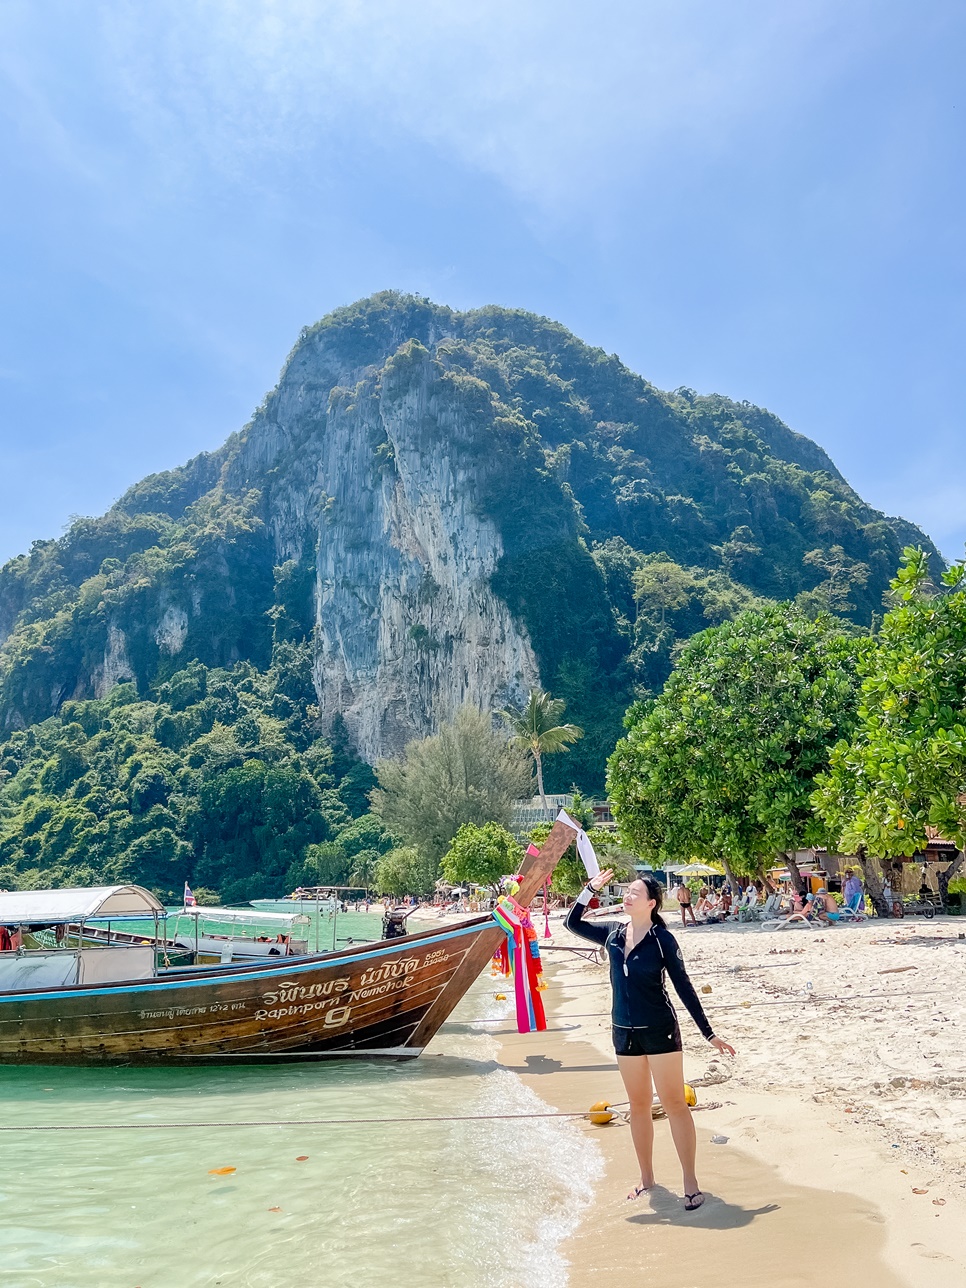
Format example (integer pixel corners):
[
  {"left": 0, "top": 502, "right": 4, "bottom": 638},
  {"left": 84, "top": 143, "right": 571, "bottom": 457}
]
[
  {"left": 0, "top": 885, "right": 165, "bottom": 925},
  {"left": 178, "top": 906, "right": 310, "bottom": 926}
]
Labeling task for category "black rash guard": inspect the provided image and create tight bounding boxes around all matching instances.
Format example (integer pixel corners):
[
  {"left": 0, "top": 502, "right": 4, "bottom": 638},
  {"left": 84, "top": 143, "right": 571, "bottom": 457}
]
[{"left": 566, "top": 891, "right": 715, "bottom": 1041}]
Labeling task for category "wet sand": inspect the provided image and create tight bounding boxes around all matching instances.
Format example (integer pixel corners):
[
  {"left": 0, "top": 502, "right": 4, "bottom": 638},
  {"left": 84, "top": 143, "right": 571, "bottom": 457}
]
[{"left": 491, "top": 934, "right": 966, "bottom": 1288}]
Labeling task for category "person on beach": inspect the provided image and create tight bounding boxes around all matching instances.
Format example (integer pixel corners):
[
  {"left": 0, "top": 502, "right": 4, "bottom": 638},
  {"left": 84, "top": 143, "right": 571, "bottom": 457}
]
[
  {"left": 673, "top": 880, "right": 697, "bottom": 926},
  {"left": 843, "top": 870, "right": 863, "bottom": 912},
  {"left": 566, "top": 869, "right": 736, "bottom": 1210},
  {"left": 811, "top": 888, "right": 840, "bottom": 925}
]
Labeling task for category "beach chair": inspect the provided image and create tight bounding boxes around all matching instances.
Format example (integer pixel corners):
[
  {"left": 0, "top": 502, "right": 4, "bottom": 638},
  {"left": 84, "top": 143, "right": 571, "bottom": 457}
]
[
  {"left": 756, "top": 894, "right": 780, "bottom": 920},
  {"left": 738, "top": 894, "right": 771, "bottom": 923},
  {"left": 736, "top": 890, "right": 763, "bottom": 922},
  {"left": 759, "top": 910, "right": 815, "bottom": 931},
  {"left": 834, "top": 901, "right": 865, "bottom": 923}
]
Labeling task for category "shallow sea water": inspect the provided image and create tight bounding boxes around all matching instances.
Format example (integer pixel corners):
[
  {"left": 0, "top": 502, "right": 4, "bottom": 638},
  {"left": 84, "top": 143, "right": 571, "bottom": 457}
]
[{"left": 0, "top": 921, "right": 602, "bottom": 1288}]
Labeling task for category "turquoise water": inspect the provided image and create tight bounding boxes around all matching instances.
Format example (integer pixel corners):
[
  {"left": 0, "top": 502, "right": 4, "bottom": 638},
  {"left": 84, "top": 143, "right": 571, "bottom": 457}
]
[{"left": 0, "top": 976, "right": 602, "bottom": 1288}]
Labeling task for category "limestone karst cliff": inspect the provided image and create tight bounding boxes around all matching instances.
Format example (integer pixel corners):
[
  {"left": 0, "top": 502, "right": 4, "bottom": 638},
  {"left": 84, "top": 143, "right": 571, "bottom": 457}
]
[{"left": 0, "top": 291, "right": 941, "bottom": 790}]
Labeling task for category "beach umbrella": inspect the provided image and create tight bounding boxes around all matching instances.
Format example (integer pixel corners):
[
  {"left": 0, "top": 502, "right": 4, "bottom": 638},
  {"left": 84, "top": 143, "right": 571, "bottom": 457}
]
[{"left": 676, "top": 862, "right": 722, "bottom": 877}]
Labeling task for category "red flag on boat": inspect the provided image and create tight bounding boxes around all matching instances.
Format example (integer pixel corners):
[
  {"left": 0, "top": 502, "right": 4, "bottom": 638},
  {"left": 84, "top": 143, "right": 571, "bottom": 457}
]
[{"left": 184, "top": 882, "right": 197, "bottom": 908}]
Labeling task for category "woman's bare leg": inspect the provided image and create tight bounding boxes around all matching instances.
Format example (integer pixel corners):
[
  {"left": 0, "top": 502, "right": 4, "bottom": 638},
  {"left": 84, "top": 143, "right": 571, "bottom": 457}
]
[
  {"left": 616, "top": 1054, "right": 655, "bottom": 1194},
  {"left": 649, "top": 1051, "right": 700, "bottom": 1201}
]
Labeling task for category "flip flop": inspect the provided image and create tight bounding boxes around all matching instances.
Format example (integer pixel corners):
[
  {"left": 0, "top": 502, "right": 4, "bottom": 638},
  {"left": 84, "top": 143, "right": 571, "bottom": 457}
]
[
  {"left": 684, "top": 1192, "right": 705, "bottom": 1211},
  {"left": 627, "top": 1184, "right": 651, "bottom": 1200}
]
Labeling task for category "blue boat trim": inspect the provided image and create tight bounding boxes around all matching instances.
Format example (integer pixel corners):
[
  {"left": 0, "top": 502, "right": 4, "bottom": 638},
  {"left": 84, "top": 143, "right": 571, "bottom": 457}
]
[{"left": 0, "top": 921, "right": 489, "bottom": 1006}]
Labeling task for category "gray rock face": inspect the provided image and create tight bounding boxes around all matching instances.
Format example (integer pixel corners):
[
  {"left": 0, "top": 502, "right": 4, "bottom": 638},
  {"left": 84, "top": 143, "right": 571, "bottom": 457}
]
[
  {"left": 234, "top": 337, "right": 540, "bottom": 761},
  {"left": 155, "top": 605, "right": 189, "bottom": 656},
  {"left": 92, "top": 624, "right": 135, "bottom": 698}
]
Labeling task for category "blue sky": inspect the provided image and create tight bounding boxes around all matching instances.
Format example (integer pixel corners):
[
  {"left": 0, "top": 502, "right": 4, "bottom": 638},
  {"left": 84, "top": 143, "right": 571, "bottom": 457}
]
[{"left": 1, "top": 0, "right": 963, "bottom": 564}]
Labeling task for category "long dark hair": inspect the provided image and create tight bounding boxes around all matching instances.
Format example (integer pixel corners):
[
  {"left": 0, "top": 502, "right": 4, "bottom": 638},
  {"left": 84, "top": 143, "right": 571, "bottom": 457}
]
[{"left": 640, "top": 876, "right": 667, "bottom": 930}]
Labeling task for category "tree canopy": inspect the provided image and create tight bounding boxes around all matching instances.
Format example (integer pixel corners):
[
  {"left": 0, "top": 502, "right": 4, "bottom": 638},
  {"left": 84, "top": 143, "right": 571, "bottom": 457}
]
[
  {"left": 371, "top": 707, "right": 531, "bottom": 865},
  {"left": 441, "top": 822, "right": 522, "bottom": 892},
  {"left": 374, "top": 846, "right": 437, "bottom": 897},
  {"left": 0, "top": 644, "right": 379, "bottom": 900},
  {"left": 813, "top": 548, "right": 966, "bottom": 888},
  {"left": 607, "top": 604, "right": 866, "bottom": 885}
]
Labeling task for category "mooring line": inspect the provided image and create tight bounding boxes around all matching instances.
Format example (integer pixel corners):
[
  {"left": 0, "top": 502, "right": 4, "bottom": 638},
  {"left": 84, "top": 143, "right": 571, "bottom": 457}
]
[
  {"left": 539, "top": 963, "right": 805, "bottom": 988},
  {"left": 0, "top": 1110, "right": 595, "bottom": 1133},
  {"left": 459, "top": 986, "right": 950, "bottom": 1024},
  {"left": 0, "top": 1102, "right": 733, "bottom": 1133}
]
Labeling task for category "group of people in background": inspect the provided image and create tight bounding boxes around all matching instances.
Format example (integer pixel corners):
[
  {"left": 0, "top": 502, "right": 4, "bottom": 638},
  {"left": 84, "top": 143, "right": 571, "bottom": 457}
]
[
  {"left": 670, "top": 880, "right": 737, "bottom": 926},
  {"left": 668, "top": 871, "right": 868, "bottom": 927}
]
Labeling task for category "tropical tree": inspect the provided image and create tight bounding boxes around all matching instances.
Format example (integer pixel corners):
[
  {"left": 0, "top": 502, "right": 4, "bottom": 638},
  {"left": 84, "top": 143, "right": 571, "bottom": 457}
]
[
  {"left": 798, "top": 545, "right": 871, "bottom": 616},
  {"left": 441, "top": 822, "right": 522, "bottom": 894},
  {"left": 500, "top": 689, "right": 584, "bottom": 812},
  {"left": 371, "top": 707, "right": 531, "bottom": 864},
  {"left": 813, "top": 548, "right": 966, "bottom": 905},
  {"left": 348, "top": 849, "right": 380, "bottom": 890},
  {"left": 374, "top": 846, "right": 437, "bottom": 897},
  {"left": 607, "top": 604, "right": 866, "bottom": 891},
  {"left": 293, "top": 841, "right": 350, "bottom": 889}
]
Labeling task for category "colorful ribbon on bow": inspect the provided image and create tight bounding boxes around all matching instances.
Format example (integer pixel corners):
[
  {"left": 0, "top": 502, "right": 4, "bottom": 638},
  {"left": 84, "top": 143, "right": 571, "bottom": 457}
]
[{"left": 491, "top": 895, "right": 547, "bottom": 1034}]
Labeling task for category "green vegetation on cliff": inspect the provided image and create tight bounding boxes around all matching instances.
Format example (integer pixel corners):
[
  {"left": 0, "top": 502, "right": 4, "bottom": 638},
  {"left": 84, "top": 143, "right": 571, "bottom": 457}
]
[
  {"left": 0, "top": 646, "right": 388, "bottom": 900},
  {"left": 0, "top": 292, "right": 943, "bottom": 892}
]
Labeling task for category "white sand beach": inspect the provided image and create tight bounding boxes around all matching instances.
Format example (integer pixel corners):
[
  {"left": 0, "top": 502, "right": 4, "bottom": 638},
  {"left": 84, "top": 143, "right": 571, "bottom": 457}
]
[{"left": 492, "top": 914, "right": 966, "bottom": 1286}]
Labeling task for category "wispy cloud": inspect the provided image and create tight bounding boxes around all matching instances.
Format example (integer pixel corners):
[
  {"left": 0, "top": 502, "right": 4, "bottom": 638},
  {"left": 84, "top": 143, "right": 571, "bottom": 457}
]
[{"left": 3, "top": 0, "right": 892, "bottom": 215}]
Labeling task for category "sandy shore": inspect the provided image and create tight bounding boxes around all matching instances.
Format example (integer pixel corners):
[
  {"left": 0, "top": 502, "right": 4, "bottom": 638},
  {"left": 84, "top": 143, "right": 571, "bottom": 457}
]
[{"left": 490, "top": 913, "right": 966, "bottom": 1286}]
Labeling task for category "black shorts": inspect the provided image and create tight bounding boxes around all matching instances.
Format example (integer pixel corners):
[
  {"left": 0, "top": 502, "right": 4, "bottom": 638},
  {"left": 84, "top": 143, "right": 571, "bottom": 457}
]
[{"left": 613, "top": 1020, "right": 682, "bottom": 1057}]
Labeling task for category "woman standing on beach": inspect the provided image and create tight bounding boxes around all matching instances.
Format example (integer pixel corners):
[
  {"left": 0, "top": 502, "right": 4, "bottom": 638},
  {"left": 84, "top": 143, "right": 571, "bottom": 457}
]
[{"left": 566, "top": 869, "right": 735, "bottom": 1210}]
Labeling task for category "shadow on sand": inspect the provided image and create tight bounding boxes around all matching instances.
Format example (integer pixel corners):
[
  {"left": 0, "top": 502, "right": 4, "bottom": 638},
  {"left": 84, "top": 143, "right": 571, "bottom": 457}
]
[
  {"left": 500, "top": 1052, "right": 617, "bottom": 1076},
  {"left": 626, "top": 1184, "right": 779, "bottom": 1229}
]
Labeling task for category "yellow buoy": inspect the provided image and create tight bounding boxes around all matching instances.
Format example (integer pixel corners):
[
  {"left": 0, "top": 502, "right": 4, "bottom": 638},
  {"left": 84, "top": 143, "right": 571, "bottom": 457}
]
[
  {"left": 684, "top": 1083, "right": 697, "bottom": 1107},
  {"left": 588, "top": 1100, "right": 615, "bottom": 1125}
]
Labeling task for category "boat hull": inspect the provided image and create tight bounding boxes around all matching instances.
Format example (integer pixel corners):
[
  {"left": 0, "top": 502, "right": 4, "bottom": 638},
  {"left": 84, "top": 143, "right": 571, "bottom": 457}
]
[{"left": 0, "top": 918, "right": 501, "bottom": 1065}]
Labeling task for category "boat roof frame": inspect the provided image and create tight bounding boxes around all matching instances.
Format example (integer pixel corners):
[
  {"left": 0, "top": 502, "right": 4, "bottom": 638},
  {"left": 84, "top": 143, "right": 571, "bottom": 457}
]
[{"left": 0, "top": 885, "right": 165, "bottom": 926}]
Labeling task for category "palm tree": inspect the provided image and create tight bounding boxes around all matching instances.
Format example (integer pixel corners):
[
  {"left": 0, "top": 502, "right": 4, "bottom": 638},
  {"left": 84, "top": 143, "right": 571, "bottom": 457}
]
[
  {"left": 348, "top": 850, "right": 380, "bottom": 891},
  {"left": 500, "top": 689, "right": 584, "bottom": 814}
]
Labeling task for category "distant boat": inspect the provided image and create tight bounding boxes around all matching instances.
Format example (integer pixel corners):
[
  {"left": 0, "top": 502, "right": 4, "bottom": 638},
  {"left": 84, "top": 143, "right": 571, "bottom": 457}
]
[
  {"left": 250, "top": 898, "right": 337, "bottom": 913},
  {"left": 250, "top": 886, "right": 369, "bottom": 914},
  {"left": 0, "top": 821, "right": 573, "bottom": 1065}
]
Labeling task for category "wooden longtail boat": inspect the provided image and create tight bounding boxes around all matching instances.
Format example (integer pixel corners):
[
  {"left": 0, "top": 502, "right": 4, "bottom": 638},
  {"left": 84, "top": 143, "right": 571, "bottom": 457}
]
[{"left": 0, "top": 819, "right": 576, "bottom": 1066}]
